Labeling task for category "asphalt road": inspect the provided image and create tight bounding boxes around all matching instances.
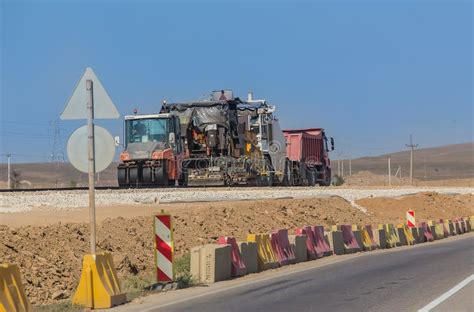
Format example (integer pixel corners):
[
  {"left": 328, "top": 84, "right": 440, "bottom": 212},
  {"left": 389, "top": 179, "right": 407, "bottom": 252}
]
[{"left": 118, "top": 235, "right": 474, "bottom": 312}]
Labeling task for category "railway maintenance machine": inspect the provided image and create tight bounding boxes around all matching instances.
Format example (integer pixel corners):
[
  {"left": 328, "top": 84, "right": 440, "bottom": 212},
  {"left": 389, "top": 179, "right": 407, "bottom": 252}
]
[{"left": 117, "top": 90, "right": 334, "bottom": 187}]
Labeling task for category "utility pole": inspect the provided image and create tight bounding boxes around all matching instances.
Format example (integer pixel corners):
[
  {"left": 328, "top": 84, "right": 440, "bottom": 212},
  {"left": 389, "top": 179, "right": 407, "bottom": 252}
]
[
  {"left": 7, "top": 154, "right": 11, "bottom": 189},
  {"left": 86, "top": 79, "right": 97, "bottom": 255},
  {"left": 341, "top": 160, "right": 344, "bottom": 178},
  {"left": 349, "top": 159, "right": 352, "bottom": 176},
  {"left": 388, "top": 157, "right": 391, "bottom": 187},
  {"left": 406, "top": 134, "right": 418, "bottom": 186},
  {"left": 337, "top": 159, "right": 341, "bottom": 176}
]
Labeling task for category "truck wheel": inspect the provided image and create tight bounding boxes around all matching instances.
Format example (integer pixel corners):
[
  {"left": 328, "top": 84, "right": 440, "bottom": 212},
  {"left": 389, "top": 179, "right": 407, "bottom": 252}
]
[
  {"left": 117, "top": 167, "right": 128, "bottom": 188},
  {"left": 318, "top": 169, "right": 331, "bottom": 186},
  {"left": 142, "top": 167, "right": 153, "bottom": 185},
  {"left": 129, "top": 167, "right": 141, "bottom": 187},
  {"left": 179, "top": 169, "right": 188, "bottom": 186},
  {"left": 308, "top": 170, "right": 316, "bottom": 186}
]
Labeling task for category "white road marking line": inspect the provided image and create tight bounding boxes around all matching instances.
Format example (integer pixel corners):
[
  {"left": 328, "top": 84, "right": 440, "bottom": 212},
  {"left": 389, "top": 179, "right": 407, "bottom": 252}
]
[{"left": 418, "top": 274, "right": 474, "bottom": 312}]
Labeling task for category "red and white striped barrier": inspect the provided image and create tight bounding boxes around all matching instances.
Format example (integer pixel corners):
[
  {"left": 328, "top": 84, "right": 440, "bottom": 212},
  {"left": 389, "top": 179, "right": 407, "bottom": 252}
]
[
  {"left": 154, "top": 213, "right": 174, "bottom": 282},
  {"left": 407, "top": 210, "right": 416, "bottom": 228}
]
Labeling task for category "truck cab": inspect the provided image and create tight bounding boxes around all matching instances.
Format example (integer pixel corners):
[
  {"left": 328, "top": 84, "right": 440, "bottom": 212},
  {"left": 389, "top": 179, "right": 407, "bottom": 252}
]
[{"left": 117, "top": 114, "right": 186, "bottom": 187}]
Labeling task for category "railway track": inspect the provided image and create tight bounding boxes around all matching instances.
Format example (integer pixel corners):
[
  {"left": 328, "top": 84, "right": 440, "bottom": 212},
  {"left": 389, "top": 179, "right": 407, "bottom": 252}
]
[{"left": 0, "top": 186, "right": 121, "bottom": 193}]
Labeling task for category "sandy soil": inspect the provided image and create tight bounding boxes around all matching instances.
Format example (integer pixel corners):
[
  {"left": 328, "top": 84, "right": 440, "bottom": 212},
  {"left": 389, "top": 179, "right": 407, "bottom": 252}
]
[
  {"left": 0, "top": 193, "right": 472, "bottom": 305},
  {"left": 356, "top": 192, "right": 474, "bottom": 225}
]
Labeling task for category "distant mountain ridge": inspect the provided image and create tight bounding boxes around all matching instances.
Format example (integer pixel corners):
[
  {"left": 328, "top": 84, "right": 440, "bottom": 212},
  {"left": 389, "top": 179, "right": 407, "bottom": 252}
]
[{"left": 347, "top": 142, "right": 473, "bottom": 181}]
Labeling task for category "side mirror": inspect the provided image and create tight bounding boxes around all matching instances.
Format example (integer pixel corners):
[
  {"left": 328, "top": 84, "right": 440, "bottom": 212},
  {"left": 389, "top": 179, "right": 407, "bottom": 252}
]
[
  {"left": 169, "top": 132, "right": 176, "bottom": 144},
  {"left": 114, "top": 136, "right": 121, "bottom": 147},
  {"left": 330, "top": 137, "right": 335, "bottom": 151}
]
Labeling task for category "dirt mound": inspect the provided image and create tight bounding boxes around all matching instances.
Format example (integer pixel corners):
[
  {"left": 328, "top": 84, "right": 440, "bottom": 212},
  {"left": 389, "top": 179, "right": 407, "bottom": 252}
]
[
  {"left": 1, "top": 193, "right": 472, "bottom": 305},
  {"left": 356, "top": 192, "right": 473, "bottom": 225}
]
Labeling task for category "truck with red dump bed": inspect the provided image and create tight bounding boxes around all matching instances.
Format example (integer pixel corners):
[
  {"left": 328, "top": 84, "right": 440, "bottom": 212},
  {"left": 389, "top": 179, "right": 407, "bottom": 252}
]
[{"left": 283, "top": 128, "right": 334, "bottom": 186}]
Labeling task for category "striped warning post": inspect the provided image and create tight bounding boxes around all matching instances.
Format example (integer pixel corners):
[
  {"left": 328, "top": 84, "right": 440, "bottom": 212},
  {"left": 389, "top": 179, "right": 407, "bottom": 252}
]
[
  {"left": 154, "top": 214, "right": 174, "bottom": 282},
  {"left": 407, "top": 210, "right": 416, "bottom": 228}
]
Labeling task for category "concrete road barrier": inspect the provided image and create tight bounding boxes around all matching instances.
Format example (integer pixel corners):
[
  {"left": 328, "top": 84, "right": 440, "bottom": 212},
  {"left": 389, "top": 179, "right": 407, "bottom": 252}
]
[
  {"left": 271, "top": 229, "right": 296, "bottom": 266},
  {"left": 238, "top": 242, "right": 258, "bottom": 274},
  {"left": 296, "top": 227, "right": 318, "bottom": 260},
  {"left": 190, "top": 244, "right": 232, "bottom": 283},
  {"left": 397, "top": 224, "right": 415, "bottom": 246},
  {"left": 340, "top": 225, "right": 361, "bottom": 253},
  {"left": 463, "top": 217, "right": 472, "bottom": 232},
  {"left": 327, "top": 230, "right": 345, "bottom": 255},
  {"left": 288, "top": 235, "right": 308, "bottom": 263},
  {"left": 218, "top": 237, "right": 246, "bottom": 277},
  {"left": 247, "top": 234, "right": 279, "bottom": 271},
  {"left": 0, "top": 264, "right": 32, "bottom": 312},
  {"left": 372, "top": 227, "right": 387, "bottom": 249},
  {"left": 380, "top": 224, "right": 400, "bottom": 248},
  {"left": 410, "top": 227, "right": 420, "bottom": 243},
  {"left": 360, "top": 225, "right": 378, "bottom": 251},
  {"left": 444, "top": 220, "right": 455, "bottom": 236},
  {"left": 417, "top": 227, "right": 426, "bottom": 243},
  {"left": 312, "top": 226, "right": 333, "bottom": 256},
  {"left": 351, "top": 225, "right": 364, "bottom": 251},
  {"left": 419, "top": 222, "right": 434, "bottom": 242}
]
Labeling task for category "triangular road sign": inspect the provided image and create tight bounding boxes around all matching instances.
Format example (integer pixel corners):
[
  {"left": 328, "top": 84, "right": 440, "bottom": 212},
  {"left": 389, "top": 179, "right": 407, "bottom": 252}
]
[{"left": 61, "top": 67, "right": 120, "bottom": 120}]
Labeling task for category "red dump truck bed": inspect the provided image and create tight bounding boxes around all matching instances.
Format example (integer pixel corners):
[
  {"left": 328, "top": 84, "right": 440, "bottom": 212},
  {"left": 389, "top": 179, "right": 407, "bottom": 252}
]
[{"left": 283, "top": 128, "right": 324, "bottom": 164}]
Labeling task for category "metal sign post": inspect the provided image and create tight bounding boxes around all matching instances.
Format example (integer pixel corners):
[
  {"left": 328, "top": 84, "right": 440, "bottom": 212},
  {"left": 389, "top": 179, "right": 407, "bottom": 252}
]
[{"left": 86, "top": 79, "right": 97, "bottom": 254}]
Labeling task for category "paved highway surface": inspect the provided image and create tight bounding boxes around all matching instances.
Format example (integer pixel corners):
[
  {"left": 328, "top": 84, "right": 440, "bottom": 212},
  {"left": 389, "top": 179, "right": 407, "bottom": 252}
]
[{"left": 116, "top": 234, "right": 473, "bottom": 312}]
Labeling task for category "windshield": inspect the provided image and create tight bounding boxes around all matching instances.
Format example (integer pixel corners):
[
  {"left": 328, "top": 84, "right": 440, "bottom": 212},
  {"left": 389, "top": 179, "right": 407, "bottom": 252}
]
[{"left": 125, "top": 118, "right": 169, "bottom": 146}]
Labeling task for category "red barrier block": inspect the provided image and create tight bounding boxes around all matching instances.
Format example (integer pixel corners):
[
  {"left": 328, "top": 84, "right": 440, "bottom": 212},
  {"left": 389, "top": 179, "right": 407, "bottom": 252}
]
[
  {"left": 295, "top": 227, "right": 317, "bottom": 260},
  {"left": 419, "top": 222, "right": 434, "bottom": 242},
  {"left": 312, "top": 226, "right": 333, "bottom": 257},
  {"left": 340, "top": 225, "right": 361, "bottom": 250},
  {"left": 218, "top": 236, "right": 246, "bottom": 277},
  {"left": 271, "top": 229, "right": 296, "bottom": 266}
]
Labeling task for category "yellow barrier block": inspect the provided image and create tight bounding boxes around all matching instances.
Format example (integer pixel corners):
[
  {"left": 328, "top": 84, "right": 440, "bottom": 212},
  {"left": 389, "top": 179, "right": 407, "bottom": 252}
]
[
  {"left": 0, "top": 264, "right": 32, "bottom": 312},
  {"left": 434, "top": 223, "right": 445, "bottom": 239},
  {"left": 72, "top": 253, "right": 127, "bottom": 309},
  {"left": 360, "top": 227, "right": 377, "bottom": 250},
  {"left": 247, "top": 234, "right": 279, "bottom": 271},
  {"left": 398, "top": 224, "right": 415, "bottom": 245},
  {"left": 383, "top": 224, "right": 400, "bottom": 248}
]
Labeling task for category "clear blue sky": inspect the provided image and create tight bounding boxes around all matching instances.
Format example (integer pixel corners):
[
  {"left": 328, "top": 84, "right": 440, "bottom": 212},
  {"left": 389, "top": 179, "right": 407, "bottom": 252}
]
[{"left": 1, "top": 0, "right": 472, "bottom": 163}]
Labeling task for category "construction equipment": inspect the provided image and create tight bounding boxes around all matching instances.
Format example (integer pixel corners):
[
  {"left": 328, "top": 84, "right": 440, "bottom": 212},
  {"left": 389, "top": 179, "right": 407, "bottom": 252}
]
[
  {"left": 117, "top": 113, "right": 187, "bottom": 187},
  {"left": 117, "top": 90, "right": 334, "bottom": 187},
  {"left": 283, "top": 128, "right": 334, "bottom": 186}
]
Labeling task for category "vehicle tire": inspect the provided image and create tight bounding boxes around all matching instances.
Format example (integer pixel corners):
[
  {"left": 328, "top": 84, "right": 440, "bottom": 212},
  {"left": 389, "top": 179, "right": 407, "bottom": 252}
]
[
  {"left": 308, "top": 170, "right": 316, "bottom": 186},
  {"left": 129, "top": 166, "right": 141, "bottom": 187},
  {"left": 179, "top": 168, "right": 188, "bottom": 186},
  {"left": 318, "top": 168, "right": 331, "bottom": 186},
  {"left": 117, "top": 167, "right": 128, "bottom": 188},
  {"left": 142, "top": 167, "right": 153, "bottom": 185},
  {"left": 154, "top": 164, "right": 168, "bottom": 186}
]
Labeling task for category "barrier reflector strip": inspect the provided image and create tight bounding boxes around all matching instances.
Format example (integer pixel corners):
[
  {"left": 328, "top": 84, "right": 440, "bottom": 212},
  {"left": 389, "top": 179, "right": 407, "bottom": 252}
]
[{"left": 154, "top": 214, "right": 174, "bottom": 282}]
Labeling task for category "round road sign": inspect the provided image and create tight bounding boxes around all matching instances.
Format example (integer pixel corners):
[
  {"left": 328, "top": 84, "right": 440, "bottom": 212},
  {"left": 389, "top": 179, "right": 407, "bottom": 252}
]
[{"left": 67, "top": 125, "right": 115, "bottom": 173}]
